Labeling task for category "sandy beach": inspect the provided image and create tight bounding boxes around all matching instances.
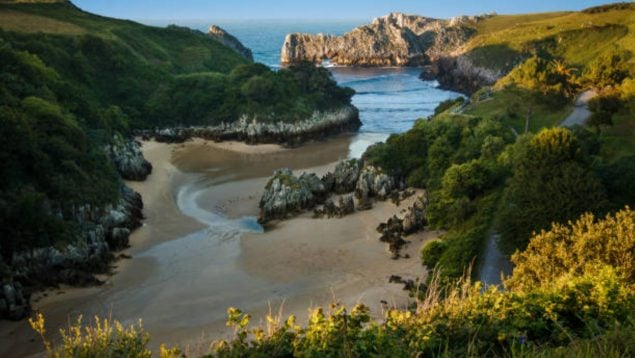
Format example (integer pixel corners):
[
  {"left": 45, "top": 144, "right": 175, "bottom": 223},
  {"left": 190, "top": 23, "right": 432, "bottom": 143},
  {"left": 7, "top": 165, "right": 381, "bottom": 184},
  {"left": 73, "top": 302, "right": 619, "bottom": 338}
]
[{"left": 0, "top": 136, "right": 435, "bottom": 356}]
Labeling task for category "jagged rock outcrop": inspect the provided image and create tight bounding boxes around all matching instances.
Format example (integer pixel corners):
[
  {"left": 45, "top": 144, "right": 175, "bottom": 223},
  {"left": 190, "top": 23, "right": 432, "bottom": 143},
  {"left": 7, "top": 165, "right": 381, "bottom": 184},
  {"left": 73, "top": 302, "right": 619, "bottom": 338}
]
[
  {"left": 314, "top": 194, "right": 355, "bottom": 218},
  {"left": 282, "top": 12, "right": 478, "bottom": 66},
  {"left": 432, "top": 55, "right": 503, "bottom": 94},
  {"left": 259, "top": 169, "right": 326, "bottom": 224},
  {"left": 355, "top": 165, "right": 396, "bottom": 201},
  {"left": 140, "top": 106, "right": 361, "bottom": 147},
  {"left": 331, "top": 159, "right": 362, "bottom": 194},
  {"left": 282, "top": 12, "right": 505, "bottom": 94},
  {"left": 105, "top": 136, "right": 152, "bottom": 181},
  {"left": 1, "top": 185, "right": 143, "bottom": 320},
  {"left": 376, "top": 194, "right": 428, "bottom": 258},
  {"left": 208, "top": 25, "right": 254, "bottom": 61}
]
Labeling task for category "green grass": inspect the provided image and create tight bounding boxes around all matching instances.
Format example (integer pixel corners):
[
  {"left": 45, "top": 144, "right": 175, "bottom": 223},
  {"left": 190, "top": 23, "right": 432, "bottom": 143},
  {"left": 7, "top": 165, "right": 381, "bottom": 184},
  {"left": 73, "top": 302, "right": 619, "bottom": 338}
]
[
  {"left": 0, "top": 2, "right": 248, "bottom": 74},
  {"left": 464, "top": 6, "right": 635, "bottom": 73},
  {"left": 463, "top": 88, "right": 573, "bottom": 134}
]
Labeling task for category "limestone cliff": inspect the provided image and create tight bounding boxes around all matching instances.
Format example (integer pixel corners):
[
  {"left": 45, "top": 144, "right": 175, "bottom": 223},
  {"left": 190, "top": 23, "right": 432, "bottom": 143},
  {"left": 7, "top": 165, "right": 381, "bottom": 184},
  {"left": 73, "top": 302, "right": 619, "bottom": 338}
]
[
  {"left": 281, "top": 12, "right": 504, "bottom": 93},
  {"left": 281, "top": 13, "right": 477, "bottom": 66},
  {"left": 208, "top": 25, "right": 253, "bottom": 61}
]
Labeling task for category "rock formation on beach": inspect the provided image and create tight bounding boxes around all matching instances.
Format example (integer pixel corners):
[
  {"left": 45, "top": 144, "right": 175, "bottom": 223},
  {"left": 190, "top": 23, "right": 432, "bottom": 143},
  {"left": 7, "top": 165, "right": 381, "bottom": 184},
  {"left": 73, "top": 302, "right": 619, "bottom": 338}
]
[{"left": 208, "top": 25, "right": 254, "bottom": 61}]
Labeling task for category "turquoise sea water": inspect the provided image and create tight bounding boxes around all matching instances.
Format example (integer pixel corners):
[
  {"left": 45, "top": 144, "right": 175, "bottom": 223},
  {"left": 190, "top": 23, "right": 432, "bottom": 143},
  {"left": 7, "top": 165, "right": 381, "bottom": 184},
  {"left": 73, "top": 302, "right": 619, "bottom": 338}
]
[{"left": 143, "top": 20, "right": 462, "bottom": 140}]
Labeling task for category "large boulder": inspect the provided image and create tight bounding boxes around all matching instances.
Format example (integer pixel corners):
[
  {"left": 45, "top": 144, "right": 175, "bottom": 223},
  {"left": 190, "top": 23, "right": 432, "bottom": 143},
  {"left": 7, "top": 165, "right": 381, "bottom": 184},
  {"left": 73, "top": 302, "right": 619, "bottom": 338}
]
[{"left": 259, "top": 169, "right": 321, "bottom": 224}]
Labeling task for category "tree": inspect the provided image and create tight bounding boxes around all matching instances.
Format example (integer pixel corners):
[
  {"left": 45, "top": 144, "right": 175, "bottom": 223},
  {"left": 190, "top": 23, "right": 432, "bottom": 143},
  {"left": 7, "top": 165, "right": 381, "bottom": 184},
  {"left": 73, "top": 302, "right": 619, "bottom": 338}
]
[{"left": 498, "top": 128, "right": 608, "bottom": 252}]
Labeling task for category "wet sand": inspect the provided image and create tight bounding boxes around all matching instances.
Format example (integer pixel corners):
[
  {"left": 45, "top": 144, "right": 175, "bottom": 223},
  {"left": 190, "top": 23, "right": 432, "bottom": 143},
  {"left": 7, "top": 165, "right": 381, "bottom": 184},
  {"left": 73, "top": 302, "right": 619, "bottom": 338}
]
[{"left": 0, "top": 136, "right": 435, "bottom": 356}]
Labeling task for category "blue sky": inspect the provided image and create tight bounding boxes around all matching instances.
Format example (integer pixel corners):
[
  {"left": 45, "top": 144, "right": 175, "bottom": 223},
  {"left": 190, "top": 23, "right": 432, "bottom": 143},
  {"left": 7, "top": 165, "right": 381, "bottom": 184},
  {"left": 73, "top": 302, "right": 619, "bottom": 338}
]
[{"left": 73, "top": 0, "right": 615, "bottom": 20}]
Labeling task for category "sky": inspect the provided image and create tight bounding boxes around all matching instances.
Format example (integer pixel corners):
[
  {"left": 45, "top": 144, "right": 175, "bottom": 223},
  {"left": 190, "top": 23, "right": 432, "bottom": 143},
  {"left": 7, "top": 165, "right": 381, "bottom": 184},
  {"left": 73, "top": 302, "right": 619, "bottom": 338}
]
[{"left": 72, "top": 0, "right": 616, "bottom": 21}]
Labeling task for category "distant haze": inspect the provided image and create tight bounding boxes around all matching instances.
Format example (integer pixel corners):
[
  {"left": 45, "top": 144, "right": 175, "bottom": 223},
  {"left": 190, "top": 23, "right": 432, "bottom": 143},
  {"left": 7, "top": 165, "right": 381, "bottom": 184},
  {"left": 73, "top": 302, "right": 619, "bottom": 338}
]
[{"left": 73, "top": 0, "right": 617, "bottom": 20}]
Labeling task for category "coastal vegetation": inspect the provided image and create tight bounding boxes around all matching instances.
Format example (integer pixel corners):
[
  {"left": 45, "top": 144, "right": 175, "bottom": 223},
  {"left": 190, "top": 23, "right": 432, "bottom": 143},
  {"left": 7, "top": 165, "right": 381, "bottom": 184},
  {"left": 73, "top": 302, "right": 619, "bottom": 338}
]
[
  {"left": 0, "top": 0, "right": 354, "bottom": 292},
  {"left": 31, "top": 208, "right": 635, "bottom": 356}
]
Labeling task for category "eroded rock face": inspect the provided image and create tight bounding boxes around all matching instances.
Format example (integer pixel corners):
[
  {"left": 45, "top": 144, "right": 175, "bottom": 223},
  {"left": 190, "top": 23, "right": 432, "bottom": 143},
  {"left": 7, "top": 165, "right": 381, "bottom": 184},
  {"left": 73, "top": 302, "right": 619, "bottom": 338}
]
[
  {"left": 105, "top": 136, "right": 153, "bottom": 181},
  {"left": 332, "top": 159, "right": 362, "bottom": 194},
  {"left": 141, "top": 106, "right": 361, "bottom": 147},
  {"left": 1, "top": 185, "right": 143, "bottom": 320},
  {"left": 355, "top": 165, "right": 396, "bottom": 201},
  {"left": 281, "top": 12, "right": 478, "bottom": 66},
  {"left": 259, "top": 169, "right": 323, "bottom": 224},
  {"left": 208, "top": 25, "right": 254, "bottom": 61}
]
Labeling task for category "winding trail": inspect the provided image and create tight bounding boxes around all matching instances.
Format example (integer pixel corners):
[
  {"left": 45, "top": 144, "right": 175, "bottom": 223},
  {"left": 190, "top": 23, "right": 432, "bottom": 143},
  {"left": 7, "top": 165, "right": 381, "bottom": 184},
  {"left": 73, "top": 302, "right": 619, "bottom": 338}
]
[
  {"left": 560, "top": 89, "right": 597, "bottom": 128},
  {"left": 478, "top": 89, "right": 597, "bottom": 287}
]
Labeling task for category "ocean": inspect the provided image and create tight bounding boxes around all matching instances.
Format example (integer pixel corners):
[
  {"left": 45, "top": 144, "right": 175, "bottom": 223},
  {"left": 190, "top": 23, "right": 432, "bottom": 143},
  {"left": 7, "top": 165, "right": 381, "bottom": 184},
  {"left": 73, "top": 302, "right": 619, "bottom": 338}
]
[{"left": 143, "top": 19, "right": 462, "bottom": 147}]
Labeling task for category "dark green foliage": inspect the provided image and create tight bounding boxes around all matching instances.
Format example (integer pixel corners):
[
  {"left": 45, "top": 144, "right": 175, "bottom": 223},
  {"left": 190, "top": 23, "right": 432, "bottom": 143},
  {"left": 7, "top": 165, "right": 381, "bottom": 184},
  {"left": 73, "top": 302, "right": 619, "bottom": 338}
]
[
  {"left": 0, "top": 3, "right": 353, "bottom": 261},
  {"left": 147, "top": 62, "right": 354, "bottom": 126},
  {"left": 498, "top": 128, "right": 608, "bottom": 253},
  {"left": 588, "top": 92, "right": 623, "bottom": 132},
  {"left": 598, "top": 155, "right": 635, "bottom": 209}
]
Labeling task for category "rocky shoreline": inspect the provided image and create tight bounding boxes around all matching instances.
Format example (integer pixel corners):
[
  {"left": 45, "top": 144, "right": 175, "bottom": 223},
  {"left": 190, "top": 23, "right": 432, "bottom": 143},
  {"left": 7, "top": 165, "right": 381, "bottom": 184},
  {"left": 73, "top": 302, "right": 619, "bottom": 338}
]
[
  {"left": 258, "top": 158, "right": 428, "bottom": 258},
  {"left": 281, "top": 12, "right": 504, "bottom": 95},
  {"left": 1, "top": 106, "right": 362, "bottom": 321},
  {"left": 138, "top": 106, "right": 361, "bottom": 147}
]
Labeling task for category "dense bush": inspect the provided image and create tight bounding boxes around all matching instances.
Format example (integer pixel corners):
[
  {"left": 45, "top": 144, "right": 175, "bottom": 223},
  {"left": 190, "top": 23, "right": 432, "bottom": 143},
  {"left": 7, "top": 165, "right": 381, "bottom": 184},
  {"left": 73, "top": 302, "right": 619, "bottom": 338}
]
[{"left": 497, "top": 128, "right": 608, "bottom": 253}]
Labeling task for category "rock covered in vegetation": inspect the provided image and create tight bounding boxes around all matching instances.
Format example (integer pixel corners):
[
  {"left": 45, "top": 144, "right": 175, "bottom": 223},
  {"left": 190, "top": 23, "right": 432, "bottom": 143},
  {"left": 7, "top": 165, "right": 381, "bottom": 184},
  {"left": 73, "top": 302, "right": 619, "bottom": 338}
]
[
  {"left": 433, "top": 55, "right": 504, "bottom": 94},
  {"left": 104, "top": 136, "right": 153, "bottom": 181},
  {"left": 142, "top": 106, "right": 361, "bottom": 147},
  {"left": 208, "top": 25, "right": 254, "bottom": 61},
  {"left": 1, "top": 185, "right": 143, "bottom": 320},
  {"left": 282, "top": 13, "right": 480, "bottom": 66}
]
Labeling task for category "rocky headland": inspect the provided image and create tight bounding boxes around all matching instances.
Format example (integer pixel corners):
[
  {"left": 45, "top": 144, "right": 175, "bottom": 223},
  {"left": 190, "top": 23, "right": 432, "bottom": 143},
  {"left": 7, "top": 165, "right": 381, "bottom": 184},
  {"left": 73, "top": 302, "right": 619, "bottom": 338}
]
[
  {"left": 281, "top": 12, "right": 503, "bottom": 94},
  {"left": 208, "top": 25, "right": 254, "bottom": 61},
  {"left": 139, "top": 106, "right": 361, "bottom": 147}
]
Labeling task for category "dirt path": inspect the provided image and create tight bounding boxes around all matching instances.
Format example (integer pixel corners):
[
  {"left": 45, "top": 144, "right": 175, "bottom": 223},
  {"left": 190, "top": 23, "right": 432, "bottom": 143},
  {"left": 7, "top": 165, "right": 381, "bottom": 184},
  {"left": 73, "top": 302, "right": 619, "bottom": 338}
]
[
  {"left": 478, "top": 232, "right": 512, "bottom": 287},
  {"left": 560, "top": 89, "right": 597, "bottom": 127}
]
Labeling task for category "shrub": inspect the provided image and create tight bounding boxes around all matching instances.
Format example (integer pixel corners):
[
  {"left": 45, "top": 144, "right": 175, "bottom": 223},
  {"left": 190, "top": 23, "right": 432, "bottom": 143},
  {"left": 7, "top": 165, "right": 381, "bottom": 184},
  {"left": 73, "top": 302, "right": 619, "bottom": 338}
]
[{"left": 420, "top": 240, "right": 447, "bottom": 268}]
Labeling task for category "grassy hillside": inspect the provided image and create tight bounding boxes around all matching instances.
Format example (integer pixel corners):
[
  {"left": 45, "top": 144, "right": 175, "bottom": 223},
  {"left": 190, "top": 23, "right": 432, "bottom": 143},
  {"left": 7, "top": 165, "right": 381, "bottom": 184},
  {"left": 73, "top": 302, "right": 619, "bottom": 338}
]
[{"left": 464, "top": 3, "right": 635, "bottom": 73}]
